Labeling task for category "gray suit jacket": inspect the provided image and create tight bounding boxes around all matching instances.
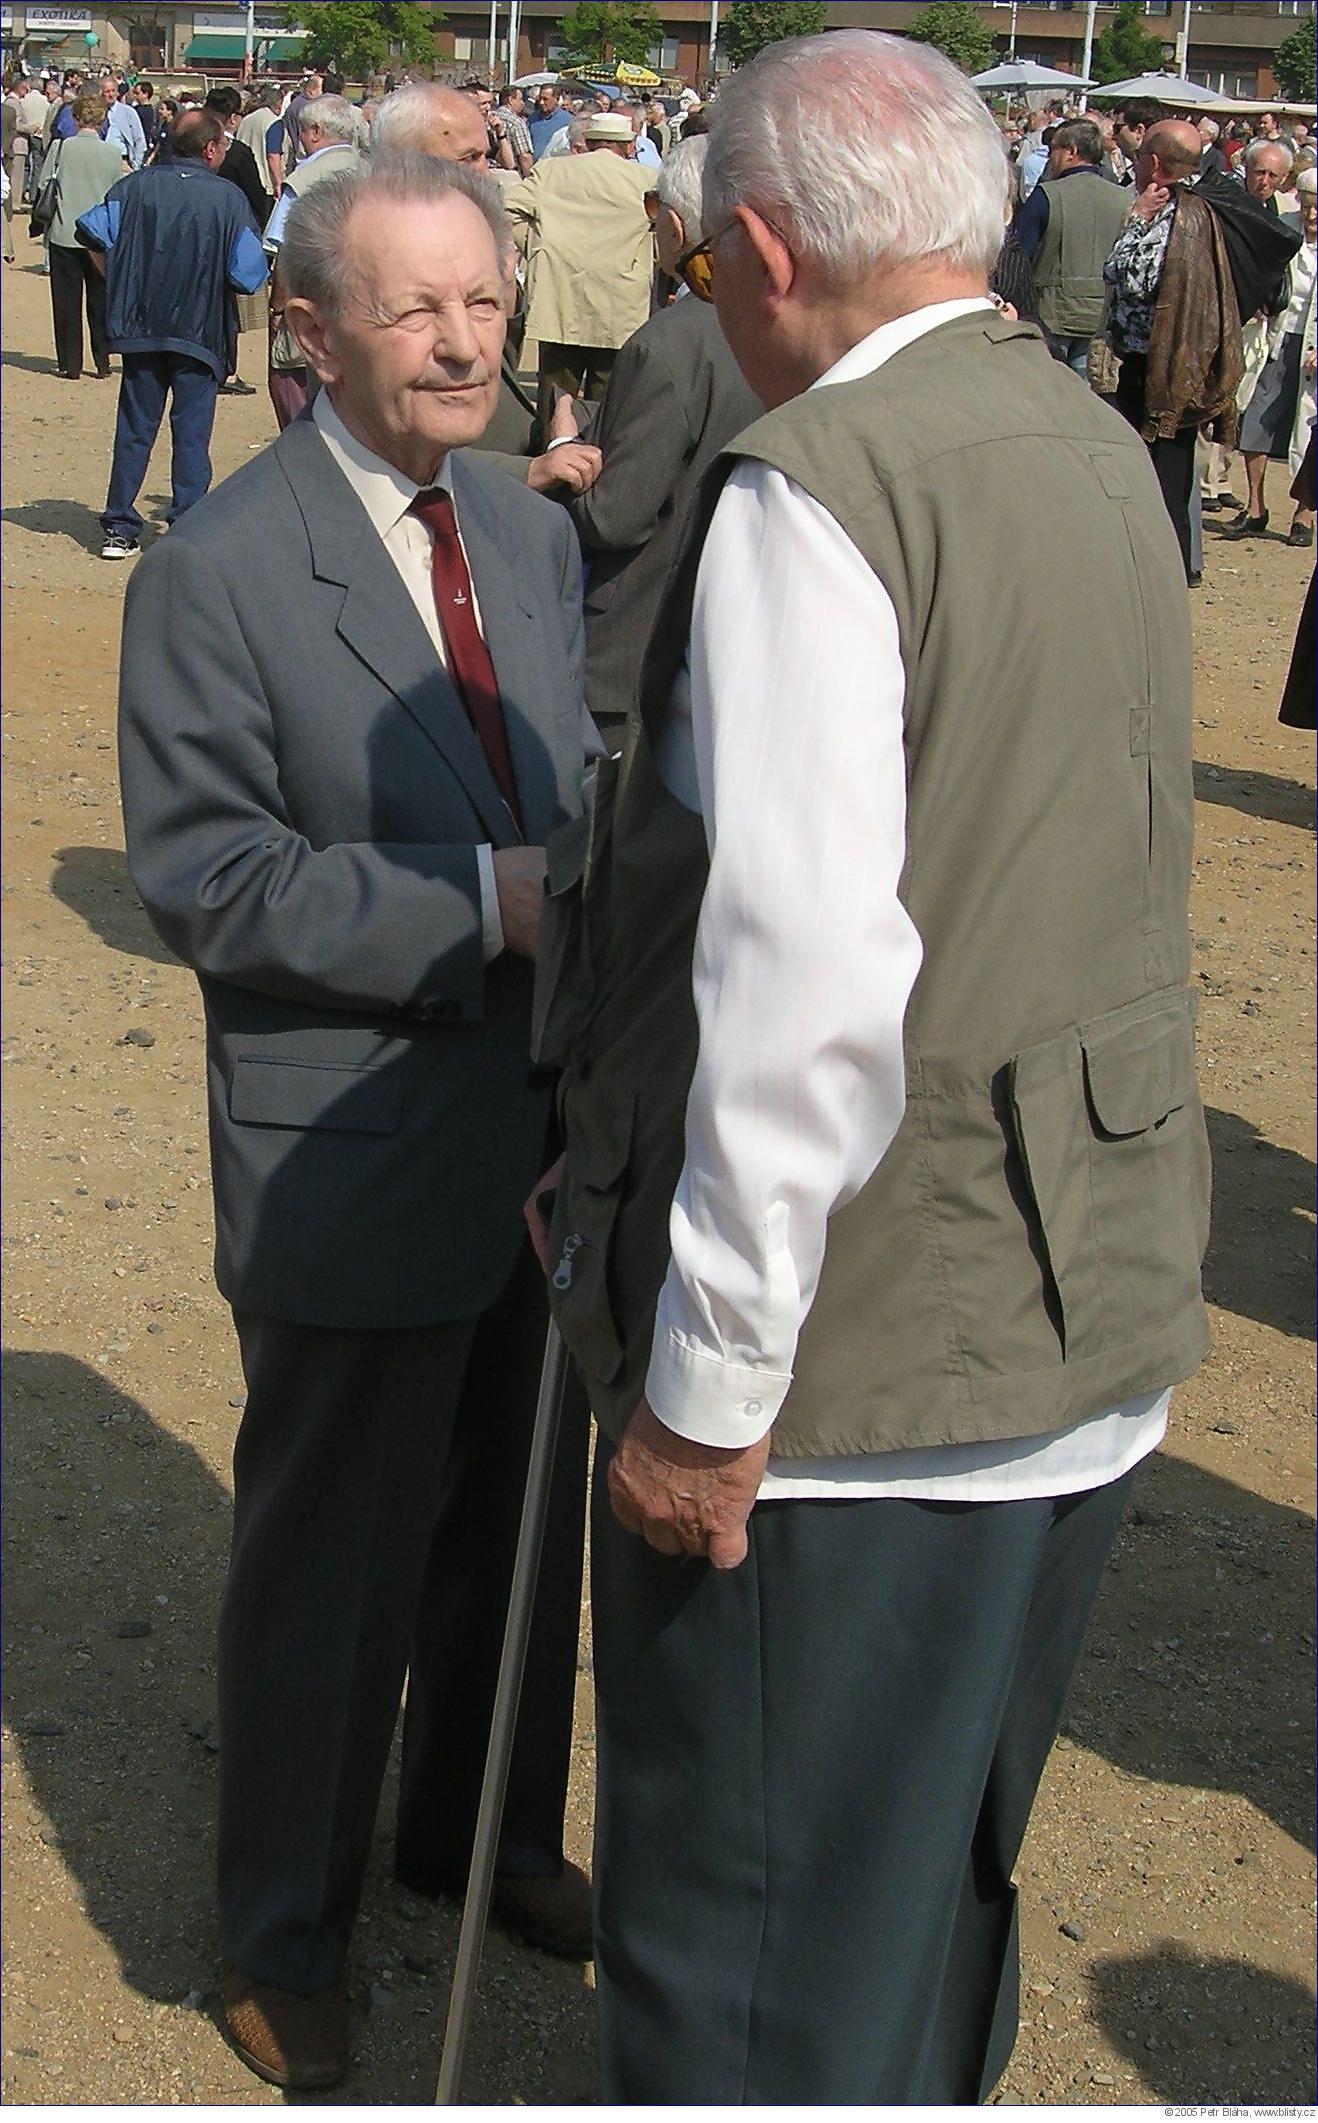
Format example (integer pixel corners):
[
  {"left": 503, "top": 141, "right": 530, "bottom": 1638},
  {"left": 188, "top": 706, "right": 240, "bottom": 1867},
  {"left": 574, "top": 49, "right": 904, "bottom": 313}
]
[
  {"left": 118, "top": 411, "right": 591, "bottom": 1329},
  {"left": 567, "top": 295, "right": 762, "bottom": 732}
]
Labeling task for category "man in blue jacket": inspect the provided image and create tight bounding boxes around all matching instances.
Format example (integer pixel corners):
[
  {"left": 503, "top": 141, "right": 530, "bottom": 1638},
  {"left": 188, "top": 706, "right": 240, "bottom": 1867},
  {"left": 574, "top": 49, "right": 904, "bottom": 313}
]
[{"left": 76, "top": 107, "right": 268, "bottom": 559}]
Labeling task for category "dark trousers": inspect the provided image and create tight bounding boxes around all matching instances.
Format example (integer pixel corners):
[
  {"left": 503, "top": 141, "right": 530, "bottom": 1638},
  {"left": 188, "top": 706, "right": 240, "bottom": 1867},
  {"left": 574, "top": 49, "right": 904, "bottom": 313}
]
[
  {"left": 268, "top": 362, "right": 310, "bottom": 432},
  {"left": 218, "top": 1243, "right": 588, "bottom": 1995},
  {"left": 49, "top": 241, "right": 108, "bottom": 377},
  {"left": 22, "top": 135, "right": 43, "bottom": 202},
  {"left": 591, "top": 1451, "right": 1133, "bottom": 2105},
  {"left": 101, "top": 351, "right": 219, "bottom": 537},
  {"left": 1114, "top": 352, "right": 1197, "bottom": 580},
  {"left": 536, "top": 341, "right": 617, "bottom": 435}
]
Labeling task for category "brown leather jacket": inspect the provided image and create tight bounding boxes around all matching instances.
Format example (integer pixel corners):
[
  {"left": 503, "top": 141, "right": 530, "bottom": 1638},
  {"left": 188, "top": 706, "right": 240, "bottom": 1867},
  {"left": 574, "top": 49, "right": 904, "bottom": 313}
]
[{"left": 1142, "top": 187, "right": 1243, "bottom": 446}]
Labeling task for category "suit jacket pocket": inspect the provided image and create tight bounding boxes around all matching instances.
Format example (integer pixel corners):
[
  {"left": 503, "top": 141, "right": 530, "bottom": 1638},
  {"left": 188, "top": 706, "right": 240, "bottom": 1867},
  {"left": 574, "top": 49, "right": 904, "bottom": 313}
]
[
  {"left": 228, "top": 1057, "right": 404, "bottom": 1135},
  {"left": 546, "top": 1082, "right": 634, "bottom": 1387}
]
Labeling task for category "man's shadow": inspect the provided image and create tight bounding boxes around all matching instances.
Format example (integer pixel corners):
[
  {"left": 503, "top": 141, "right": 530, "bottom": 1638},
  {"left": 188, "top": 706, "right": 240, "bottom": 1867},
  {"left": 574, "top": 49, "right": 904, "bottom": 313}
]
[
  {"left": 2, "top": 1351, "right": 596, "bottom": 2103},
  {"left": 1194, "top": 759, "right": 1315, "bottom": 829},
  {"left": 1088, "top": 1944, "right": 1316, "bottom": 2103},
  {"left": 51, "top": 845, "right": 180, "bottom": 966},
  {"left": 1063, "top": 1449, "right": 1314, "bottom": 1853},
  {"left": 1, "top": 497, "right": 172, "bottom": 553},
  {"left": 1203, "top": 1106, "right": 1315, "bottom": 1342}
]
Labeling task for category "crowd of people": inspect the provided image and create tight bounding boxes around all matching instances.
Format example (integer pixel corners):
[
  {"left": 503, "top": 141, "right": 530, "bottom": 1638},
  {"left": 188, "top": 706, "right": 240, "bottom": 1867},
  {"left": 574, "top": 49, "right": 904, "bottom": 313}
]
[{"left": 4, "top": 22, "right": 1312, "bottom": 2105}]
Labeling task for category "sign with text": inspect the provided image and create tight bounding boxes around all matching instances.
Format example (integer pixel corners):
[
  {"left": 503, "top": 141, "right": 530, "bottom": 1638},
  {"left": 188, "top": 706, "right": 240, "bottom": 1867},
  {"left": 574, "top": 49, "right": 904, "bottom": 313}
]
[{"left": 23, "top": 7, "right": 93, "bottom": 28}]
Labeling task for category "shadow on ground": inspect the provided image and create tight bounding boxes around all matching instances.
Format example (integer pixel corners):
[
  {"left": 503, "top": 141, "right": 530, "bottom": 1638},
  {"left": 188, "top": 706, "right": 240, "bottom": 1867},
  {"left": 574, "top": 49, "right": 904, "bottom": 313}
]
[
  {"left": 51, "top": 846, "right": 179, "bottom": 967},
  {"left": 1, "top": 1350, "right": 595, "bottom": 2104},
  {"left": 2, "top": 498, "right": 106, "bottom": 551},
  {"left": 1203, "top": 1107, "right": 1316, "bottom": 1343},
  {"left": 1194, "top": 759, "right": 1316, "bottom": 829},
  {"left": 1065, "top": 1448, "right": 1315, "bottom": 1853},
  {"left": 1089, "top": 1944, "right": 1316, "bottom": 2104}
]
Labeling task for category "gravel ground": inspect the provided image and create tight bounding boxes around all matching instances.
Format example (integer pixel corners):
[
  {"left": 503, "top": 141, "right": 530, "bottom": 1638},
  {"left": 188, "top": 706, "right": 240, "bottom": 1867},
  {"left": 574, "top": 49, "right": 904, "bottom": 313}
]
[{"left": 2, "top": 229, "right": 1314, "bottom": 2107}]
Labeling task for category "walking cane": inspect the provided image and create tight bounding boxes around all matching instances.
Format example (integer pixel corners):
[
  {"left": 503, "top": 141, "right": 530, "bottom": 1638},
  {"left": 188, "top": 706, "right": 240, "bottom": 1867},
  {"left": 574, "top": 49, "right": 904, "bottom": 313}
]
[{"left": 434, "top": 1317, "right": 571, "bottom": 2105}]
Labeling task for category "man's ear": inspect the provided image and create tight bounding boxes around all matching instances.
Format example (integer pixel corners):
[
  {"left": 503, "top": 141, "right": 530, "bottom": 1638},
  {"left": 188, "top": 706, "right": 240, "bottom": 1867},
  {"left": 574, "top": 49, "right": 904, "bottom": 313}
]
[
  {"left": 734, "top": 203, "right": 796, "bottom": 306},
  {"left": 285, "top": 298, "right": 338, "bottom": 385}
]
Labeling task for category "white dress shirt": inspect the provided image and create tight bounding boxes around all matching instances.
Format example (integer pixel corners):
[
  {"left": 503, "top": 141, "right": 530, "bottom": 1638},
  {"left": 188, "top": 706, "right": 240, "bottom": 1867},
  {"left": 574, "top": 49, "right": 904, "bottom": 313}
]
[
  {"left": 646, "top": 296, "right": 1169, "bottom": 1501},
  {"left": 312, "top": 390, "right": 505, "bottom": 960}
]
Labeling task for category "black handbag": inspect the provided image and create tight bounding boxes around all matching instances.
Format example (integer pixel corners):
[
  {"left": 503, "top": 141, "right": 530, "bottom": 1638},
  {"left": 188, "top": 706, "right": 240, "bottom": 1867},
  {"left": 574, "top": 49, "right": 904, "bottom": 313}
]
[{"left": 27, "top": 143, "right": 60, "bottom": 236}]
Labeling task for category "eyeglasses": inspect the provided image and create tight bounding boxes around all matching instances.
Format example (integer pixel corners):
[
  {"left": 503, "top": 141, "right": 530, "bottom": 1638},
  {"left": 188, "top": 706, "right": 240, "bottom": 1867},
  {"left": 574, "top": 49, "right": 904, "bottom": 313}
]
[{"left": 675, "top": 220, "right": 736, "bottom": 303}]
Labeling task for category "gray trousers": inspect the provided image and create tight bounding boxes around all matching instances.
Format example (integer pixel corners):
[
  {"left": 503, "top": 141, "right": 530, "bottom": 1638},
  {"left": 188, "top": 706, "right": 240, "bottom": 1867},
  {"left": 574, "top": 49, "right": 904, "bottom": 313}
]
[{"left": 591, "top": 1449, "right": 1132, "bottom": 2105}]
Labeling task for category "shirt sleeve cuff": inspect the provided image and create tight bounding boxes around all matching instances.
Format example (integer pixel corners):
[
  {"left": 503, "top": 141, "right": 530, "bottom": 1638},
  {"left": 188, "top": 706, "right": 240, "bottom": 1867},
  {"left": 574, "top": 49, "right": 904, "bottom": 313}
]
[
  {"left": 644, "top": 1326, "right": 790, "bottom": 1450},
  {"left": 476, "top": 843, "right": 505, "bottom": 962}
]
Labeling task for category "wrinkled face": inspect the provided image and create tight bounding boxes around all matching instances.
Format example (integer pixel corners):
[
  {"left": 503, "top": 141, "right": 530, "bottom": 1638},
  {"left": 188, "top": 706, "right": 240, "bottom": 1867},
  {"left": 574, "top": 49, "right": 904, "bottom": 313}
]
[
  {"left": 535, "top": 88, "right": 557, "bottom": 117},
  {"left": 1302, "top": 194, "right": 1317, "bottom": 241},
  {"left": 99, "top": 77, "right": 116, "bottom": 104},
  {"left": 298, "top": 193, "right": 506, "bottom": 481},
  {"left": 1247, "top": 150, "right": 1289, "bottom": 201}
]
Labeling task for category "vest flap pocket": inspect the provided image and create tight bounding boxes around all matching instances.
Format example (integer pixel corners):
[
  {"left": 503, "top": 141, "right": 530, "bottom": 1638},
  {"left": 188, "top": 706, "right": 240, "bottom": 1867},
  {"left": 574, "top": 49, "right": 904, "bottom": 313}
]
[
  {"left": 1081, "top": 991, "right": 1196, "bottom": 1137},
  {"left": 228, "top": 1058, "right": 403, "bottom": 1135},
  {"left": 1010, "top": 1028, "right": 1102, "bottom": 1361},
  {"left": 546, "top": 1085, "right": 635, "bottom": 1385}
]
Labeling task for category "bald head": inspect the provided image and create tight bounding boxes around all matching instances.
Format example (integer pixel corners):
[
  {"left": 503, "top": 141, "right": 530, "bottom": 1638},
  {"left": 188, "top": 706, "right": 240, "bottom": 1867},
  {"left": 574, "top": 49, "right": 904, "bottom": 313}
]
[
  {"left": 371, "top": 81, "right": 488, "bottom": 169},
  {"left": 1142, "top": 119, "right": 1203, "bottom": 180}
]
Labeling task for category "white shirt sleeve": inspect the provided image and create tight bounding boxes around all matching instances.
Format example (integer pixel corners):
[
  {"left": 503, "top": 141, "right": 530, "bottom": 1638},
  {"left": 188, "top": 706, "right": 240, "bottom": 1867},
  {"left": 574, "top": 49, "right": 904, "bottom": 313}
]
[{"left": 644, "top": 463, "right": 923, "bottom": 1448}]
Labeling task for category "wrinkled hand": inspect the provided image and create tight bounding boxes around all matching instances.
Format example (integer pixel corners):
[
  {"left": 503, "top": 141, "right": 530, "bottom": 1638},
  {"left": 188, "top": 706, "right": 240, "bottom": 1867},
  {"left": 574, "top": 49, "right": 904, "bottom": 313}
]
[
  {"left": 1130, "top": 181, "right": 1170, "bottom": 222},
  {"left": 607, "top": 1398, "right": 771, "bottom": 1571},
  {"left": 526, "top": 441, "right": 604, "bottom": 495},
  {"left": 549, "top": 391, "right": 583, "bottom": 442},
  {"left": 524, "top": 1152, "right": 565, "bottom": 1271},
  {"left": 492, "top": 845, "right": 547, "bottom": 959}
]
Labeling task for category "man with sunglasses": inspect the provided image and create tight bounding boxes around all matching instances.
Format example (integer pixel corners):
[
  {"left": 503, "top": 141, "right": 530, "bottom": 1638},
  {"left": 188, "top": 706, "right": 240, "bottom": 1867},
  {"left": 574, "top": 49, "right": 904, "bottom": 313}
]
[{"left": 533, "top": 26, "right": 1208, "bottom": 2107}]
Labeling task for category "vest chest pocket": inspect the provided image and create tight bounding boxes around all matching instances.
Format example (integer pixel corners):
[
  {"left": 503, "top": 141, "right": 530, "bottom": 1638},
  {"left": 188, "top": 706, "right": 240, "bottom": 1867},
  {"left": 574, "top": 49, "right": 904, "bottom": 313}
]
[
  {"left": 546, "top": 1084, "right": 635, "bottom": 1386},
  {"left": 1011, "top": 990, "right": 1209, "bottom": 1365}
]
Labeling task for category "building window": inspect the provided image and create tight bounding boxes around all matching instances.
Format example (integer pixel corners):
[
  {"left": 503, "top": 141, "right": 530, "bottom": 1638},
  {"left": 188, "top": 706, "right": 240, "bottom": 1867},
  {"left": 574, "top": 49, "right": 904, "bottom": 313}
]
[
  {"left": 452, "top": 33, "right": 491, "bottom": 65},
  {"left": 646, "top": 36, "right": 680, "bottom": 71},
  {"left": 1276, "top": 1, "right": 1314, "bottom": 14},
  {"left": 127, "top": 16, "right": 166, "bottom": 66},
  {"left": 1188, "top": 65, "right": 1259, "bottom": 98},
  {"left": 1144, "top": 1, "right": 1170, "bottom": 16}
]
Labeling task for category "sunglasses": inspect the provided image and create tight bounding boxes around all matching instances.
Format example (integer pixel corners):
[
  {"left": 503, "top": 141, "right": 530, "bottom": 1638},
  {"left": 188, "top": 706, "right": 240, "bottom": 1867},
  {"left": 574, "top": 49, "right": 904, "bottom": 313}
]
[{"left": 676, "top": 221, "right": 737, "bottom": 303}]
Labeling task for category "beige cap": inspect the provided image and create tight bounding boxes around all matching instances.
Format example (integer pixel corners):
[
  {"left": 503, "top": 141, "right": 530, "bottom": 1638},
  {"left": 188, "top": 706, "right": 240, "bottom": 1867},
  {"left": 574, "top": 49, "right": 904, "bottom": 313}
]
[
  {"left": 583, "top": 111, "right": 634, "bottom": 142},
  {"left": 1297, "top": 167, "right": 1317, "bottom": 196}
]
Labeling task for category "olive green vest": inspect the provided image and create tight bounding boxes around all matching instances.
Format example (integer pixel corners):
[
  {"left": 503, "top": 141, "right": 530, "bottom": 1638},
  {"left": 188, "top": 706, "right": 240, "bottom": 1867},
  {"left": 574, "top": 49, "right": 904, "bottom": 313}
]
[
  {"left": 537, "top": 311, "right": 1211, "bottom": 1456},
  {"left": 1035, "top": 170, "right": 1131, "bottom": 337}
]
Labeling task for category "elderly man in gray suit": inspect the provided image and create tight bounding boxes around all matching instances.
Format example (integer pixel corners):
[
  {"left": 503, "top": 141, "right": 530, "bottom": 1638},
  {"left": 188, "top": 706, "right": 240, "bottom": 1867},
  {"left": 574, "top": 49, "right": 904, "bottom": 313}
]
[{"left": 117, "top": 155, "right": 597, "bottom": 2092}]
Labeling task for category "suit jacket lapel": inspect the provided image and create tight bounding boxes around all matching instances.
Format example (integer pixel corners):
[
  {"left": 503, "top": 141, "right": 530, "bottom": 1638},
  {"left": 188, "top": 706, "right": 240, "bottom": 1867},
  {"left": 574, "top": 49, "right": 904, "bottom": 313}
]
[
  {"left": 274, "top": 416, "right": 520, "bottom": 848},
  {"left": 450, "top": 454, "right": 560, "bottom": 843}
]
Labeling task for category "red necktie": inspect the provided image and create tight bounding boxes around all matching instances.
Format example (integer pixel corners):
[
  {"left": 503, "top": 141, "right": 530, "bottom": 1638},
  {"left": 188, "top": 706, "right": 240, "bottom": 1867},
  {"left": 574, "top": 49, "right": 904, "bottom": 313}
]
[{"left": 410, "top": 487, "right": 522, "bottom": 832}]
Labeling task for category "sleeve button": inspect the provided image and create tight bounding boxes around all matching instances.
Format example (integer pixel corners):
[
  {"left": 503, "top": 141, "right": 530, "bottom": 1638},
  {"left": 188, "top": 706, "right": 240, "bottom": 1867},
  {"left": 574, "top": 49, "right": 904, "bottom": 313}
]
[{"left": 744, "top": 1399, "right": 763, "bottom": 1419}]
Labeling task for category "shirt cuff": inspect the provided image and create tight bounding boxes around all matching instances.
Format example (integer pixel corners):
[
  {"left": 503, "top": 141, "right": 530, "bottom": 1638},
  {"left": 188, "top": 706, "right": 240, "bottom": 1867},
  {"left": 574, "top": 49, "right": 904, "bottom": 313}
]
[
  {"left": 644, "top": 1326, "right": 790, "bottom": 1450},
  {"left": 476, "top": 843, "right": 505, "bottom": 962}
]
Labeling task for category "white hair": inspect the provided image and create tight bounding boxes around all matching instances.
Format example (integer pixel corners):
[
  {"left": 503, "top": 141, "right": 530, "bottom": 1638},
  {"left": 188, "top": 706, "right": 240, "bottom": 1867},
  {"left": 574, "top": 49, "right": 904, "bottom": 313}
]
[
  {"left": 656, "top": 134, "right": 707, "bottom": 244},
  {"left": 280, "top": 153, "right": 511, "bottom": 315},
  {"left": 300, "top": 93, "right": 360, "bottom": 146},
  {"left": 371, "top": 81, "right": 468, "bottom": 157},
  {"left": 703, "top": 29, "right": 1008, "bottom": 282},
  {"left": 1246, "top": 136, "right": 1293, "bottom": 172},
  {"left": 1198, "top": 116, "right": 1220, "bottom": 141}
]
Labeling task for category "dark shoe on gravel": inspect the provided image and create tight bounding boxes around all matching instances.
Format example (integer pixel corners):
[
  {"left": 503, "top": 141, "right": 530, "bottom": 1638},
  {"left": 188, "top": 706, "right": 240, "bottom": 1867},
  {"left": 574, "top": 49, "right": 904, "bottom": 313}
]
[
  {"left": 1224, "top": 510, "right": 1269, "bottom": 539},
  {"left": 1287, "top": 521, "right": 1314, "bottom": 549},
  {"left": 394, "top": 1856, "right": 594, "bottom": 1959},
  {"left": 221, "top": 1966, "right": 350, "bottom": 2089}
]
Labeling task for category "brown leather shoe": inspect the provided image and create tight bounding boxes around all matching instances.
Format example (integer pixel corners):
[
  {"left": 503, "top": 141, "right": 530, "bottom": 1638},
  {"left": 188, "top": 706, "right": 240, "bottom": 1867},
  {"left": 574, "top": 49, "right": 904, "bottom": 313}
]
[
  {"left": 490, "top": 1862, "right": 594, "bottom": 1960},
  {"left": 221, "top": 1966, "right": 350, "bottom": 2089}
]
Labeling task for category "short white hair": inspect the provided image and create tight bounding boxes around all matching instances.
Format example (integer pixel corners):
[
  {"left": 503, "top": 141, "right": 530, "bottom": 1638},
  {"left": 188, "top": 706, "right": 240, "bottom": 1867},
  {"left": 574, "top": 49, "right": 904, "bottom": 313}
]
[
  {"left": 372, "top": 81, "right": 469, "bottom": 157},
  {"left": 656, "top": 134, "right": 707, "bottom": 243},
  {"left": 1198, "top": 116, "right": 1220, "bottom": 141},
  {"left": 1246, "top": 136, "right": 1293, "bottom": 173},
  {"left": 703, "top": 29, "right": 1008, "bottom": 282},
  {"left": 300, "top": 93, "right": 360, "bottom": 146}
]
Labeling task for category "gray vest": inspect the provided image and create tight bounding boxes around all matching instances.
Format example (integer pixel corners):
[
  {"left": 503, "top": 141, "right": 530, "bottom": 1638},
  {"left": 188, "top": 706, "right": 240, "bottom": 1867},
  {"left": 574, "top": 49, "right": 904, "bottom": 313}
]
[
  {"left": 1035, "top": 169, "right": 1131, "bottom": 337},
  {"left": 538, "top": 311, "right": 1211, "bottom": 1457}
]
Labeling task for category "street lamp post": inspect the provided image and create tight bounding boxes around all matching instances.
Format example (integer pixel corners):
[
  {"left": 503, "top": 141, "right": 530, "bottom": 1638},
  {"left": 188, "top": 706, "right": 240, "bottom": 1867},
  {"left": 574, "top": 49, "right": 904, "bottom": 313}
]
[
  {"left": 708, "top": 0, "right": 719, "bottom": 88},
  {"left": 1177, "top": 0, "right": 1192, "bottom": 79},
  {"left": 1079, "top": 0, "right": 1096, "bottom": 111},
  {"left": 243, "top": 0, "right": 255, "bottom": 83},
  {"left": 488, "top": 0, "right": 498, "bottom": 83}
]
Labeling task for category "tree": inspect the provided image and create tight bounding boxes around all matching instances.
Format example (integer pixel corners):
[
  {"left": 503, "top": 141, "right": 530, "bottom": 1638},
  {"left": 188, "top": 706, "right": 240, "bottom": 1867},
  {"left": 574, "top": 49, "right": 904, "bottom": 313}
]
[
  {"left": 555, "top": 2, "right": 664, "bottom": 70},
  {"left": 1274, "top": 19, "right": 1317, "bottom": 102},
  {"left": 1089, "top": 0, "right": 1166, "bottom": 87},
  {"left": 278, "top": 3, "right": 439, "bottom": 81},
  {"left": 720, "top": 2, "right": 825, "bottom": 71},
  {"left": 903, "top": 2, "right": 995, "bottom": 76}
]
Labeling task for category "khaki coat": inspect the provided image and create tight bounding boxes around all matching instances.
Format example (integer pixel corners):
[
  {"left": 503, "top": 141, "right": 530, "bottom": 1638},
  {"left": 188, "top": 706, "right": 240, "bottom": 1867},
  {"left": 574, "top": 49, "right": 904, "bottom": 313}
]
[{"left": 505, "top": 150, "right": 656, "bottom": 351}]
